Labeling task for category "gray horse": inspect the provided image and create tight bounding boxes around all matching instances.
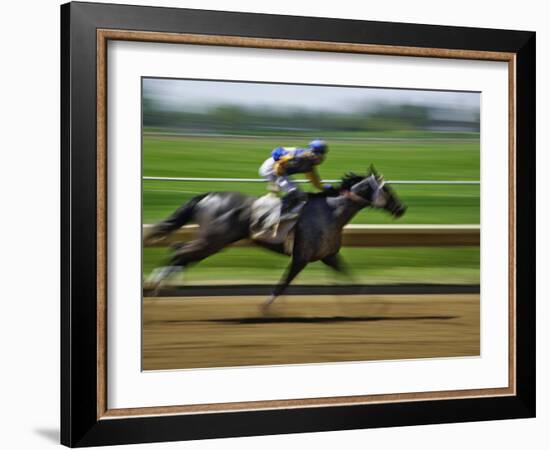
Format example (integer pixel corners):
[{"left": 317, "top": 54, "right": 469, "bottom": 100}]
[{"left": 144, "top": 167, "right": 406, "bottom": 307}]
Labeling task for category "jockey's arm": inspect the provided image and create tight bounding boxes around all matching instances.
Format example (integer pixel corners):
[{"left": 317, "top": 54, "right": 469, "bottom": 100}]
[
  {"left": 305, "top": 169, "right": 323, "bottom": 190},
  {"left": 274, "top": 155, "right": 293, "bottom": 176}
]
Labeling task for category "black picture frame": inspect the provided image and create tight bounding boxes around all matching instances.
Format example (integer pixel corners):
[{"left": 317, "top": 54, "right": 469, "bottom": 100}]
[{"left": 61, "top": 1, "right": 535, "bottom": 447}]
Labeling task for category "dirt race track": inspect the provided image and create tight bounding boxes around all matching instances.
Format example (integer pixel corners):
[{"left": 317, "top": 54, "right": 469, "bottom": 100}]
[{"left": 143, "top": 293, "right": 480, "bottom": 370}]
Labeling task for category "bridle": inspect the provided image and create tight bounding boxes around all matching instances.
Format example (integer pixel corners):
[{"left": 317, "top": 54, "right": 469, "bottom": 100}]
[
  {"left": 343, "top": 175, "right": 385, "bottom": 206},
  {"left": 343, "top": 190, "right": 371, "bottom": 205}
]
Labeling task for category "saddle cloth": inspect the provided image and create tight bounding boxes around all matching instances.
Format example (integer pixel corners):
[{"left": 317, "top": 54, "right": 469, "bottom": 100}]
[{"left": 250, "top": 193, "right": 304, "bottom": 252}]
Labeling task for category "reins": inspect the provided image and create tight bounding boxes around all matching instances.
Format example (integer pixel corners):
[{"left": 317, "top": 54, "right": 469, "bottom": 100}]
[{"left": 342, "top": 190, "right": 371, "bottom": 205}]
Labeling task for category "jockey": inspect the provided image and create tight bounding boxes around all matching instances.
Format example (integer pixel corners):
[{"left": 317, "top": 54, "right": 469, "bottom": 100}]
[{"left": 258, "top": 139, "right": 329, "bottom": 219}]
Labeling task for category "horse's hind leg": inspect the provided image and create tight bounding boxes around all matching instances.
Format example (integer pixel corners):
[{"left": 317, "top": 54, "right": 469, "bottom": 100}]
[
  {"left": 146, "top": 237, "right": 226, "bottom": 294},
  {"left": 146, "top": 265, "right": 183, "bottom": 296},
  {"left": 170, "top": 237, "right": 227, "bottom": 268},
  {"left": 263, "top": 257, "right": 307, "bottom": 312}
]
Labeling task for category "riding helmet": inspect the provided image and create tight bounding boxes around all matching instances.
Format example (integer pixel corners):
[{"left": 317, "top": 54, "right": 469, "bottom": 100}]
[{"left": 308, "top": 139, "right": 328, "bottom": 155}]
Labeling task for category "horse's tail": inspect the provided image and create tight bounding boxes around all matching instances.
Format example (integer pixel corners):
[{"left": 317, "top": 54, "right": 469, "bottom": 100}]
[{"left": 144, "top": 193, "right": 209, "bottom": 244}]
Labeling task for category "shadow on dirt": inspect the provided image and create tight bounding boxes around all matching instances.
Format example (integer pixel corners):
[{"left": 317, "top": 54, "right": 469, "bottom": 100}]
[{"left": 208, "top": 315, "right": 458, "bottom": 325}]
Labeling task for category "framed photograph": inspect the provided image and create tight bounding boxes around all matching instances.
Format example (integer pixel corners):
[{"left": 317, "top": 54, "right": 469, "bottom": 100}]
[{"left": 61, "top": 2, "right": 535, "bottom": 447}]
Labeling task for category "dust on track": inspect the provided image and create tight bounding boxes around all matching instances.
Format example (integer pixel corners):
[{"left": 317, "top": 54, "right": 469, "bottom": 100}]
[{"left": 142, "top": 294, "right": 480, "bottom": 370}]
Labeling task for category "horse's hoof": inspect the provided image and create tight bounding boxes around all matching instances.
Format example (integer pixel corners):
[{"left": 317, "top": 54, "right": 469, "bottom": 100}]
[
  {"left": 151, "top": 284, "right": 162, "bottom": 297},
  {"left": 260, "top": 295, "right": 277, "bottom": 315},
  {"left": 260, "top": 304, "right": 274, "bottom": 316},
  {"left": 143, "top": 282, "right": 162, "bottom": 297}
]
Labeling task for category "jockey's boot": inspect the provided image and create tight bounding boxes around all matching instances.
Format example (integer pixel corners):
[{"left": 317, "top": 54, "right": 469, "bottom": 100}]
[{"left": 279, "top": 190, "right": 306, "bottom": 222}]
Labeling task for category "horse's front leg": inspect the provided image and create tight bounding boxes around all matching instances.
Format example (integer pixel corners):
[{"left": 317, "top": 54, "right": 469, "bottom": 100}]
[
  {"left": 263, "top": 257, "right": 307, "bottom": 312},
  {"left": 321, "top": 253, "right": 357, "bottom": 284}
]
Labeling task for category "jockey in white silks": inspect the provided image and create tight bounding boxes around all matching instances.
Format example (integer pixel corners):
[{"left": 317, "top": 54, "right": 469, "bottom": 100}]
[{"left": 258, "top": 139, "right": 330, "bottom": 219}]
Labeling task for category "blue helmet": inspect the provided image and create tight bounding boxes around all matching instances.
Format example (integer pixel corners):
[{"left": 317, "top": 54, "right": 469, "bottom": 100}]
[
  {"left": 271, "top": 146, "right": 286, "bottom": 161},
  {"left": 308, "top": 139, "right": 328, "bottom": 155}
]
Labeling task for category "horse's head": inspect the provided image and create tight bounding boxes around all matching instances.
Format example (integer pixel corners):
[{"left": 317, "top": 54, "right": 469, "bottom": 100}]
[{"left": 341, "top": 165, "right": 407, "bottom": 218}]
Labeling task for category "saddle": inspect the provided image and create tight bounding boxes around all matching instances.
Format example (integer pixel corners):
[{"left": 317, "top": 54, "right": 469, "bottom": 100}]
[{"left": 250, "top": 193, "right": 305, "bottom": 253}]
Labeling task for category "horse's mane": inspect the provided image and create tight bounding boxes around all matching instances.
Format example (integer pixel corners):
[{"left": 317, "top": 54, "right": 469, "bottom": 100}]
[
  {"left": 339, "top": 172, "right": 366, "bottom": 191},
  {"left": 307, "top": 172, "right": 366, "bottom": 198}
]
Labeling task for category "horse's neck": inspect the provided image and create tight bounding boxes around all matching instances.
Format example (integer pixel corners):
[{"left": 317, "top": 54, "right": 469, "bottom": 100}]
[{"left": 327, "top": 195, "right": 364, "bottom": 228}]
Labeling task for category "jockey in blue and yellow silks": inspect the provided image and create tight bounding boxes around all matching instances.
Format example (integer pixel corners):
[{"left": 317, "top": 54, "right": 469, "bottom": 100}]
[{"left": 259, "top": 139, "right": 329, "bottom": 218}]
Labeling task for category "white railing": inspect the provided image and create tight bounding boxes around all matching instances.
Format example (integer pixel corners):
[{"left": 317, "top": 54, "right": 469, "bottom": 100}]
[{"left": 143, "top": 176, "right": 480, "bottom": 186}]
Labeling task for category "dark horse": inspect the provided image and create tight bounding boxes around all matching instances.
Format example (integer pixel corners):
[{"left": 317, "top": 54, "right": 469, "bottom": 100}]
[{"left": 144, "top": 167, "right": 406, "bottom": 308}]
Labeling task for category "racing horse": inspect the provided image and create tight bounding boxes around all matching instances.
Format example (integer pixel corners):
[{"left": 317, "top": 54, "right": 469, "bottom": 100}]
[{"left": 144, "top": 166, "right": 406, "bottom": 308}]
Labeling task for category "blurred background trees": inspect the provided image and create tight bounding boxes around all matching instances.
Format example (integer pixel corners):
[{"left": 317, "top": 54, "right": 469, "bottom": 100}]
[{"left": 143, "top": 96, "right": 479, "bottom": 136}]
